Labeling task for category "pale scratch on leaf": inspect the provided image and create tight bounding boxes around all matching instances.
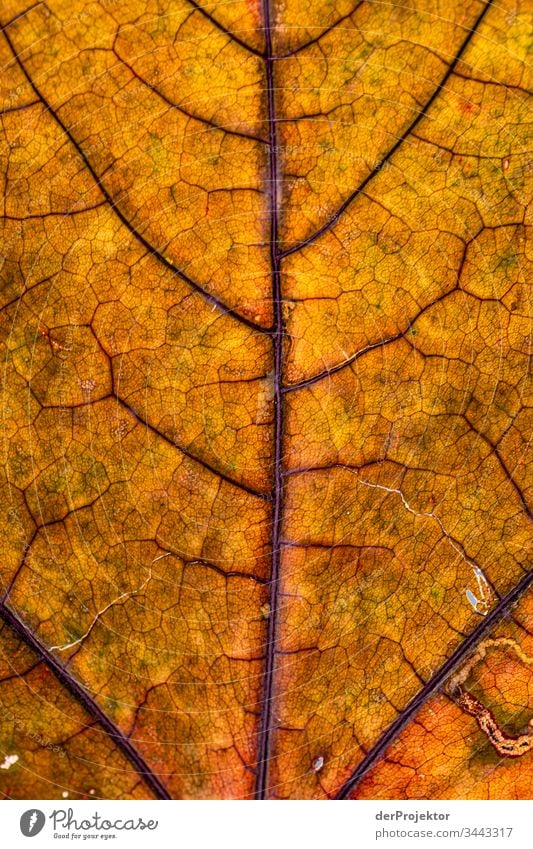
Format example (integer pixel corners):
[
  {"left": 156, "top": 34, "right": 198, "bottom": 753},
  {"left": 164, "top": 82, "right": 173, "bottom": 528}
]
[
  {"left": 49, "top": 553, "right": 170, "bottom": 652},
  {"left": 465, "top": 567, "right": 491, "bottom": 616},
  {"left": 466, "top": 587, "right": 484, "bottom": 615},
  {"left": 354, "top": 476, "right": 493, "bottom": 597}
]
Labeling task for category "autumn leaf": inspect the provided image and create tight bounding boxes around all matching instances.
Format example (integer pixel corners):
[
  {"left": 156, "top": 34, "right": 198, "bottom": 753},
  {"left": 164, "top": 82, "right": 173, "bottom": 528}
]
[{"left": 0, "top": 0, "right": 531, "bottom": 800}]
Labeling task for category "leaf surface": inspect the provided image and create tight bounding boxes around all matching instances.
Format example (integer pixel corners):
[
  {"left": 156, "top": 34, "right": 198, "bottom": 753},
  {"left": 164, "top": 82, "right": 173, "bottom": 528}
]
[{"left": 0, "top": 0, "right": 531, "bottom": 799}]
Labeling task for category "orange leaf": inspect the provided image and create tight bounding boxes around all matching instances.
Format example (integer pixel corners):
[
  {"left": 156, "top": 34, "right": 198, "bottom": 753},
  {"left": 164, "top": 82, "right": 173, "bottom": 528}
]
[{"left": 0, "top": 0, "right": 531, "bottom": 800}]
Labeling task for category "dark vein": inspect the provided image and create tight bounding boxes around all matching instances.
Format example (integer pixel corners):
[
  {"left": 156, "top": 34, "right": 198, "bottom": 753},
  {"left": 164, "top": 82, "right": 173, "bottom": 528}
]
[
  {"left": 255, "top": 0, "right": 284, "bottom": 800},
  {"left": 115, "top": 395, "right": 271, "bottom": 501},
  {"left": 336, "top": 567, "right": 533, "bottom": 799},
  {"left": 0, "top": 99, "right": 39, "bottom": 115},
  {"left": 0, "top": 26, "right": 270, "bottom": 337},
  {"left": 272, "top": 1, "right": 365, "bottom": 59},
  {"left": 0, "top": 601, "right": 171, "bottom": 800},
  {"left": 184, "top": 0, "right": 265, "bottom": 58},
  {"left": 281, "top": 254, "right": 469, "bottom": 393},
  {"left": 285, "top": 332, "right": 405, "bottom": 391},
  {"left": 3, "top": 201, "right": 107, "bottom": 221},
  {"left": 281, "top": 0, "right": 494, "bottom": 258},
  {"left": 1, "top": 1, "right": 43, "bottom": 28},
  {"left": 113, "top": 47, "right": 268, "bottom": 144},
  {"left": 281, "top": 299, "right": 452, "bottom": 393},
  {"left": 461, "top": 416, "right": 532, "bottom": 519},
  {"left": 2, "top": 527, "right": 39, "bottom": 604},
  {"left": 452, "top": 70, "right": 532, "bottom": 95}
]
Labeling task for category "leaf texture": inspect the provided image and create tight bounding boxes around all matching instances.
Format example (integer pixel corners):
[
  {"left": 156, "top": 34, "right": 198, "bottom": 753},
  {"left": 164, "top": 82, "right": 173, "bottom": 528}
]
[{"left": 0, "top": 0, "right": 531, "bottom": 799}]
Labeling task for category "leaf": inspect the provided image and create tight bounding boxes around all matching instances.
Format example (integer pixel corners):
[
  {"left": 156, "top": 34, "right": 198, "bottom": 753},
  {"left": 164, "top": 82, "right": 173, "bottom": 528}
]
[{"left": 0, "top": 0, "right": 531, "bottom": 800}]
